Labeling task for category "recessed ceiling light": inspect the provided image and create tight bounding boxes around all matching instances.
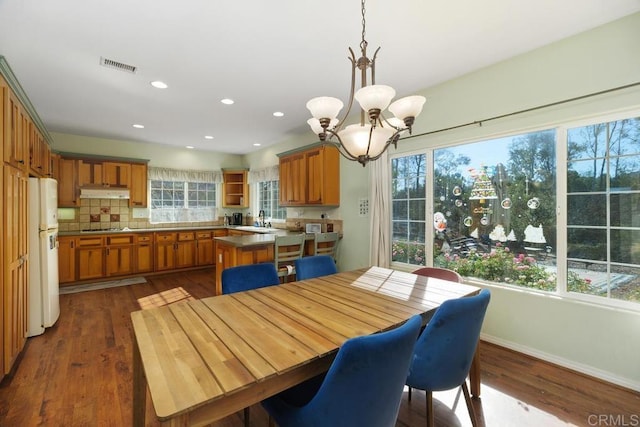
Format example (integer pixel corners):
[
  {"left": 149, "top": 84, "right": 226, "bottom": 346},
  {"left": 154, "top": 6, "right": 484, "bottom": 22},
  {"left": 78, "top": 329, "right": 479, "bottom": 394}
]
[
  {"left": 204, "top": 135, "right": 214, "bottom": 140},
  {"left": 132, "top": 124, "right": 144, "bottom": 129},
  {"left": 186, "top": 145, "right": 194, "bottom": 149},
  {"left": 273, "top": 111, "right": 284, "bottom": 117},
  {"left": 253, "top": 143, "right": 261, "bottom": 147},
  {"left": 150, "top": 81, "right": 168, "bottom": 89},
  {"left": 221, "top": 98, "right": 234, "bottom": 105}
]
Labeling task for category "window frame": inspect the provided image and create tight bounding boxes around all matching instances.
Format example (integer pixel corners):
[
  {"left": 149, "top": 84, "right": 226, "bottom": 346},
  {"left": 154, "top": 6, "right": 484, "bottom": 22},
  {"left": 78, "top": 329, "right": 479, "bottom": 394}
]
[
  {"left": 389, "top": 108, "right": 640, "bottom": 312},
  {"left": 149, "top": 179, "right": 218, "bottom": 224},
  {"left": 253, "top": 179, "right": 286, "bottom": 223}
]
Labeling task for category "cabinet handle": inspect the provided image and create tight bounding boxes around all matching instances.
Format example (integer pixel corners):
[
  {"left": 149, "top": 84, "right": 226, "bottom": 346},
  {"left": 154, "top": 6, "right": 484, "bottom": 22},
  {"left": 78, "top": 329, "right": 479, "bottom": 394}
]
[
  {"left": 70, "top": 241, "right": 74, "bottom": 248},
  {"left": 18, "top": 160, "right": 25, "bottom": 164}
]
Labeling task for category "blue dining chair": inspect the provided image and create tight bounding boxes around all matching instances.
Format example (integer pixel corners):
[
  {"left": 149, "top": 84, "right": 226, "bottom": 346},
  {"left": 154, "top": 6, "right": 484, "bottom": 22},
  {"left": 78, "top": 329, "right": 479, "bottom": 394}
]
[
  {"left": 221, "top": 262, "right": 280, "bottom": 295},
  {"left": 262, "top": 315, "right": 423, "bottom": 427},
  {"left": 294, "top": 255, "right": 337, "bottom": 280},
  {"left": 220, "top": 262, "right": 280, "bottom": 427},
  {"left": 406, "top": 289, "right": 491, "bottom": 427}
]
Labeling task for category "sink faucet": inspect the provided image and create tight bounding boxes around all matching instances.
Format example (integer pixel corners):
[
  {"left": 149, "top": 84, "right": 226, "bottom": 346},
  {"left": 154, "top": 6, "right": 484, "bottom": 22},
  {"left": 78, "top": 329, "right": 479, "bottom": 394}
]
[{"left": 258, "top": 210, "right": 265, "bottom": 227}]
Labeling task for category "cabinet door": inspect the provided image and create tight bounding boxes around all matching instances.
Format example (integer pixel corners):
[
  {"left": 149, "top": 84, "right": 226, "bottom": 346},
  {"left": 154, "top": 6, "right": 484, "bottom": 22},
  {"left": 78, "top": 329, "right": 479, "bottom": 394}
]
[
  {"left": 58, "top": 236, "right": 77, "bottom": 284},
  {"left": 3, "top": 165, "right": 29, "bottom": 374},
  {"left": 58, "top": 158, "right": 79, "bottom": 207},
  {"left": 77, "top": 248, "right": 105, "bottom": 280},
  {"left": 155, "top": 242, "right": 176, "bottom": 271},
  {"left": 196, "top": 234, "right": 214, "bottom": 266},
  {"left": 105, "top": 246, "right": 134, "bottom": 277},
  {"left": 79, "top": 160, "right": 104, "bottom": 187},
  {"left": 176, "top": 238, "right": 196, "bottom": 269},
  {"left": 103, "top": 162, "right": 131, "bottom": 187},
  {"left": 214, "top": 242, "right": 236, "bottom": 295},
  {"left": 135, "top": 243, "right": 154, "bottom": 273},
  {"left": 279, "top": 153, "right": 306, "bottom": 206},
  {"left": 305, "top": 146, "right": 340, "bottom": 205},
  {"left": 129, "top": 163, "right": 147, "bottom": 207},
  {"left": 5, "top": 91, "right": 27, "bottom": 170}
]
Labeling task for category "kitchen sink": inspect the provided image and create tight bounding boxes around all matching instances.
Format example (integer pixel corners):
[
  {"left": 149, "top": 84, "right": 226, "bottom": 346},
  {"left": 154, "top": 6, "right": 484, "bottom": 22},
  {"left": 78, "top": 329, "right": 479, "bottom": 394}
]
[{"left": 235, "top": 225, "right": 280, "bottom": 234}]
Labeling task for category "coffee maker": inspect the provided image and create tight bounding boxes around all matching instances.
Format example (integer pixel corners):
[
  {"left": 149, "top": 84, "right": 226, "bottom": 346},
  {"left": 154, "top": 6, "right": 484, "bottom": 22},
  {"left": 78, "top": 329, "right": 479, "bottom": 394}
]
[{"left": 231, "top": 212, "right": 243, "bottom": 225}]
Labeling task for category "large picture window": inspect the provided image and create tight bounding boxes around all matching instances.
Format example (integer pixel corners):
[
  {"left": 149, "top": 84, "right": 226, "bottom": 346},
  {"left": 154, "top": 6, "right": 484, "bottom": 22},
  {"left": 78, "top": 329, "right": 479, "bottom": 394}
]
[{"left": 390, "top": 113, "right": 640, "bottom": 307}]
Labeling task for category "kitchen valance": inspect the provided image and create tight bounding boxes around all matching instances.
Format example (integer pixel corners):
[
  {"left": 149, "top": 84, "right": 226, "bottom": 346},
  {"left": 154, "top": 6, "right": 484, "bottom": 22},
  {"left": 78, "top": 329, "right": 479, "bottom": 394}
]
[
  {"left": 148, "top": 167, "right": 222, "bottom": 183},
  {"left": 247, "top": 165, "right": 279, "bottom": 184}
]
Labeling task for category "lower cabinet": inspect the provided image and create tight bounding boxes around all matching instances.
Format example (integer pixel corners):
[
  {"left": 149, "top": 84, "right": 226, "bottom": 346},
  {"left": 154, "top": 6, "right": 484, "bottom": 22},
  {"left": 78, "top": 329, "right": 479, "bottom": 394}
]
[
  {"left": 214, "top": 239, "right": 274, "bottom": 295},
  {"left": 134, "top": 234, "right": 154, "bottom": 273},
  {"left": 58, "top": 236, "right": 76, "bottom": 284},
  {"left": 58, "top": 228, "right": 226, "bottom": 285},
  {"left": 105, "top": 235, "right": 134, "bottom": 277}
]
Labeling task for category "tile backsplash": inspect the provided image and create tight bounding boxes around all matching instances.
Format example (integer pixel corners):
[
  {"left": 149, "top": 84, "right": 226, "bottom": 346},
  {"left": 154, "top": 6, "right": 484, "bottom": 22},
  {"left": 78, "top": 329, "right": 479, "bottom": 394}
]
[{"left": 58, "top": 199, "right": 343, "bottom": 233}]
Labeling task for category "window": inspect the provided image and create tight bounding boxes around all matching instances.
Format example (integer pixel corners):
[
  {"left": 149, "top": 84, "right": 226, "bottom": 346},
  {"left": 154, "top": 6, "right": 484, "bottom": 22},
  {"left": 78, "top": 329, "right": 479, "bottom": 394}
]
[
  {"left": 567, "top": 117, "right": 640, "bottom": 303},
  {"left": 148, "top": 167, "right": 221, "bottom": 223},
  {"left": 257, "top": 180, "right": 286, "bottom": 221},
  {"left": 390, "top": 113, "right": 640, "bottom": 308},
  {"left": 391, "top": 154, "right": 427, "bottom": 265}
]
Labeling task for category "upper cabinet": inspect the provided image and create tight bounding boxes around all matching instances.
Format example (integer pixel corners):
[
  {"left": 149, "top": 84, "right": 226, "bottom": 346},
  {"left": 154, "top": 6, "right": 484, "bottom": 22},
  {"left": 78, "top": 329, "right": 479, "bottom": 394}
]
[
  {"left": 222, "top": 169, "right": 249, "bottom": 208},
  {"left": 60, "top": 155, "right": 148, "bottom": 208},
  {"left": 279, "top": 144, "right": 340, "bottom": 207}
]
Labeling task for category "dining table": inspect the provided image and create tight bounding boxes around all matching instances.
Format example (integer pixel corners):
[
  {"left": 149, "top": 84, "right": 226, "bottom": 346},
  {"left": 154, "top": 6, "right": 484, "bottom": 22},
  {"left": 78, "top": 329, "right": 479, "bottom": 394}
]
[{"left": 131, "top": 266, "right": 482, "bottom": 426}]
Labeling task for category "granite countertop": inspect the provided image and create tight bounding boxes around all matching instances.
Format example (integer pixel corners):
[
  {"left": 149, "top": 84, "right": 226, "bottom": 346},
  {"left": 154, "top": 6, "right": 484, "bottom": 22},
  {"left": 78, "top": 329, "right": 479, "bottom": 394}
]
[
  {"left": 214, "top": 230, "right": 314, "bottom": 248},
  {"left": 59, "top": 225, "right": 229, "bottom": 237}
]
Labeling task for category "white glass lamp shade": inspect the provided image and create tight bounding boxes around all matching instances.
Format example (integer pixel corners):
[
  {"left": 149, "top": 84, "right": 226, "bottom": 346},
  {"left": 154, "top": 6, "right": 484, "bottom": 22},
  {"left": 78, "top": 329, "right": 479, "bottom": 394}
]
[
  {"left": 388, "top": 95, "right": 426, "bottom": 119},
  {"left": 354, "top": 85, "right": 396, "bottom": 112},
  {"left": 307, "top": 118, "right": 339, "bottom": 134},
  {"left": 338, "top": 124, "right": 395, "bottom": 158},
  {"left": 306, "top": 97, "right": 344, "bottom": 120}
]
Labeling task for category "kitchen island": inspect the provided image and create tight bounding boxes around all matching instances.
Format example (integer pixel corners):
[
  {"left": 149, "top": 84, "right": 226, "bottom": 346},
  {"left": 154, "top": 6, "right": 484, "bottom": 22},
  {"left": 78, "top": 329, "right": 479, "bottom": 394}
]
[{"left": 213, "top": 231, "right": 312, "bottom": 295}]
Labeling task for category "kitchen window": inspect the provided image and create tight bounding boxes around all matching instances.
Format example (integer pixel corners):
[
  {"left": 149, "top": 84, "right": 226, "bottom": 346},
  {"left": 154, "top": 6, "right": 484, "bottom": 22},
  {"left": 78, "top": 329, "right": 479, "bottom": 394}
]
[
  {"left": 256, "top": 180, "right": 286, "bottom": 221},
  {"left": 148, "top": 167, "right": 221, "bottom": 223},
  {"left": 390, "top": 112, "right": 640, "bottom": 309}
]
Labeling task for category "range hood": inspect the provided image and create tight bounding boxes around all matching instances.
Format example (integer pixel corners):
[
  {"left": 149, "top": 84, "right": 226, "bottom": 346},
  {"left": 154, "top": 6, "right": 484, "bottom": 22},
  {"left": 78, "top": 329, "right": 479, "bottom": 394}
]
[{"left": 79, "top": 187, "right": 130, "bottom": 199}]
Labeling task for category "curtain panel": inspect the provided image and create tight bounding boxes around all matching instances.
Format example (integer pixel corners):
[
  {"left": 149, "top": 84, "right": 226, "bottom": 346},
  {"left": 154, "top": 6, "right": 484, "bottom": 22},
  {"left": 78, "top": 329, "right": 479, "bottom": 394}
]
[
  {"left": 247, "top": 165, "right": 279, "bottom": 184},
  {"left": 148, "top": 166, "right": 223, "bottom": 183}
]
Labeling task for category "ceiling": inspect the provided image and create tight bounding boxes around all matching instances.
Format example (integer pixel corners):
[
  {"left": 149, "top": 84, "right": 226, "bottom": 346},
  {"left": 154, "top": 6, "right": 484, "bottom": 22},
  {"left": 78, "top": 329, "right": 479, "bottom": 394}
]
[{"left": 1, "top": 1, "right": 639, "bottom": 155}]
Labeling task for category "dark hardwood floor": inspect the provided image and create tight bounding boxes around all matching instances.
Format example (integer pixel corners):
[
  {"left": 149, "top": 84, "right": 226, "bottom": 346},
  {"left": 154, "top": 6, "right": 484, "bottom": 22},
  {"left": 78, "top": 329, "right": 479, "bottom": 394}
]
[{"left": 1, "top": 268, "right": 638, "bottom": 426}]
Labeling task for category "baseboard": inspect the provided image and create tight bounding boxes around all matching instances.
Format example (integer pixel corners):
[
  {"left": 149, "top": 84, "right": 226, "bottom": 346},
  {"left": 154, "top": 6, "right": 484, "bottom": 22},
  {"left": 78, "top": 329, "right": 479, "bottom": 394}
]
[{"left": 480, "top": 333, "right": 640, "bottom": 392}]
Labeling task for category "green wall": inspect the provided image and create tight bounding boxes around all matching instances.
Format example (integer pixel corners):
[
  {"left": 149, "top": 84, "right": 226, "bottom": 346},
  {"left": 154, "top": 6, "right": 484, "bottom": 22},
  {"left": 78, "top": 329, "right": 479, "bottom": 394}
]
[{"left": 51, "top": 12, "right": 640, "bottom": 390}]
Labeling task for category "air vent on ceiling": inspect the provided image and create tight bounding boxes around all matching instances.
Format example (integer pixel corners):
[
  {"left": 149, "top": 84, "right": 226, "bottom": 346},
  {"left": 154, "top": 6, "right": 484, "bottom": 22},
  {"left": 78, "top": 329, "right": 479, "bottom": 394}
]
[{"left": 99, "top": 56, "right": 137, "bottom": 74}]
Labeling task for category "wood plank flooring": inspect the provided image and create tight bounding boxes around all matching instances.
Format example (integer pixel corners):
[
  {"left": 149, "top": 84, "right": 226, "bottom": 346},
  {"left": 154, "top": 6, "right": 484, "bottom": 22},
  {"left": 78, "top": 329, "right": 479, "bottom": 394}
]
[{"left": 1, "top": 268, "right": 638, "bottom": 426}]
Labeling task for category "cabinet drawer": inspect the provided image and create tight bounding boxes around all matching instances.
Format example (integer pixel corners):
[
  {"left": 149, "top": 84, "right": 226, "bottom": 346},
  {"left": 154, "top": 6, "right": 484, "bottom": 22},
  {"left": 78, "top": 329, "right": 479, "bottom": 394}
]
[
  {"left": 178, "top": 232, "right": 195, "bottom": 241},
  {"left": 78, "top": 236, "right": 104, "bottom": 247},
  {"left": 213, "top": 229, "right": 228, "bottom": 237},
  {"left": 156, "top": 233, "right": 176, "bottom": 243},
  {"left": 107, "top": 235, "right": 134, "bottom": 245},
  {"left": 136, "top": 234, "right": 153, "bottom": 243},
  {"left": 196, "top": 231, "right": 212, "bottom": 239}
]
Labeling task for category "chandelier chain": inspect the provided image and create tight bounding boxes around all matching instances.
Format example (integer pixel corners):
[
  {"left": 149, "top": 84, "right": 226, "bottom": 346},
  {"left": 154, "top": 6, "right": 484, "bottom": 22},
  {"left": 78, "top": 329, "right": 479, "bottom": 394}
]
[{"left": 360, "top": 0, "right": 367, "bottom": 51}]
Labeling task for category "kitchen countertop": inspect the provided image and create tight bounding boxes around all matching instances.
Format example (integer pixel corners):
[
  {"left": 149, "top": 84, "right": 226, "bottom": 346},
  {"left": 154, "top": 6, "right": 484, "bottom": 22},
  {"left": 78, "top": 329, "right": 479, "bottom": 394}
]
[
  {"left": 57, "top": 225, "right": 307, "bottom": 237},
  {"left": 213, "top": 231, "right": 314, "bottom": 248}
]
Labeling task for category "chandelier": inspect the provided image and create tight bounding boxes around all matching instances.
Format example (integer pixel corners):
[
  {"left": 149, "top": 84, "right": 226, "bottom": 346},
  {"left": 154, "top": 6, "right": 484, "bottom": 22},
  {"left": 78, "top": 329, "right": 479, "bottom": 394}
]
[{"left": 306, "top": 0, "right": 426, "bottom": 166}]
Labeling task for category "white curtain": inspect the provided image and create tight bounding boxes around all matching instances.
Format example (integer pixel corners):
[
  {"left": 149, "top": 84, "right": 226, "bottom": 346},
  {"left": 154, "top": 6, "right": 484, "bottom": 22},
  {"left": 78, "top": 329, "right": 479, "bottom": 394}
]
[
  {"left": 148, "top": 167, "right": 223, "bottom": 183},
  {"left": 369, "top": 151, "right": 391, "bottom": 268},
  {"left": 247, "top": 165, "right": 279, "bottom": 184},
  {"left": 147, "top": 166, "right": 222, "bottom": 223}
]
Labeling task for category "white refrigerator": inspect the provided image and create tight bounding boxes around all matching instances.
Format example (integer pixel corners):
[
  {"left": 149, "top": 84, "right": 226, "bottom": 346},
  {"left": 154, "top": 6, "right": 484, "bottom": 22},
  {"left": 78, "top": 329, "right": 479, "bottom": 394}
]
[{"left": 28, "top": 177, "right": 60, "bottom": 337}]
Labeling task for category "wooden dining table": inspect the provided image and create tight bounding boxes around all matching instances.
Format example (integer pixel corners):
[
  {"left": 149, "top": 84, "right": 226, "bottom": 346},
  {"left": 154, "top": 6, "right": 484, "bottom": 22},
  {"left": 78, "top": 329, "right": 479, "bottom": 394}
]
[{"left": 131, "top": 266, "right": 482, "bottom": 426}]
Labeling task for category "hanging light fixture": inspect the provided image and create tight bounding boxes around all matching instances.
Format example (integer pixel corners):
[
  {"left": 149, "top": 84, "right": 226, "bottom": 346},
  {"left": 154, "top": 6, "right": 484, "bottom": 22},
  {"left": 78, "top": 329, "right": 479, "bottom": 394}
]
[{"left": 306, "top": 0, "right": 426, "bottom": 166}]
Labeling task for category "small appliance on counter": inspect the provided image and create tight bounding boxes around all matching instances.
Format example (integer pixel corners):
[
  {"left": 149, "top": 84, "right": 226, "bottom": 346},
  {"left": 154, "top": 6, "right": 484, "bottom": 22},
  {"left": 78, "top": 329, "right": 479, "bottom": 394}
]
[
  {"left": 231, "top": 212, "right": 243, "bottom": 225},
  {"left": 305, "top": 223, "right": 321, "bottom": 233}
]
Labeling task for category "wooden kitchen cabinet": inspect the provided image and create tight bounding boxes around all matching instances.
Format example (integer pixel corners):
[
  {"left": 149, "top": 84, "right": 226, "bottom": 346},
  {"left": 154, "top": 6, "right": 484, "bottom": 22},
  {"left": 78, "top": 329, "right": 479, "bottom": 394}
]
[
  {"left": 28, "top": 123, "right": 50, "bottom": 177},
  {"left": 129, "top": 163, "right": 147, "bottom": 207},
  {"left": 175, "top": 232, "right": 196, "bottom": 269},
  {"left": 279, "top": 144, "right": 339, "bottom": 206},
  {"left": 77, "top": 236, "right": 105, "bottom": 281},
  {"left": 105, "top": 235, "right": 134, "bottom": 277},
  {"left": 57, "top": 158, "right": 79, "bottom": 207},
  {"left": 196, "top": 231, "right": 214, "bottom": 266},
  {"left": 134, "top": 234, "right": 154, "bottom": 273},
  {"left": 155, "top": 232, "right": 177, "bottom": 271},
  {"left": 222, "top": 169, "right": 249, "bottom": 208},
  {"left": 78, "top": 160, "right": 103, "bottom": 187},
  {"left": 279, "top": 151, "right": 306, "bottom": 205},
  {"left": 214, "top": 239, "right": 274, "bottom": 295},
  {"left": 103, "top": 162, "right": 130, "bottom": 187},
  {"left": 3, "top": 165, "right": 29, "bottom": 374},
  {"left": 58, "top": 236, "right": 77, "bottom": 284},
  {"left": 5, "top": 91, "right": 28, "bottom": 171}
]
